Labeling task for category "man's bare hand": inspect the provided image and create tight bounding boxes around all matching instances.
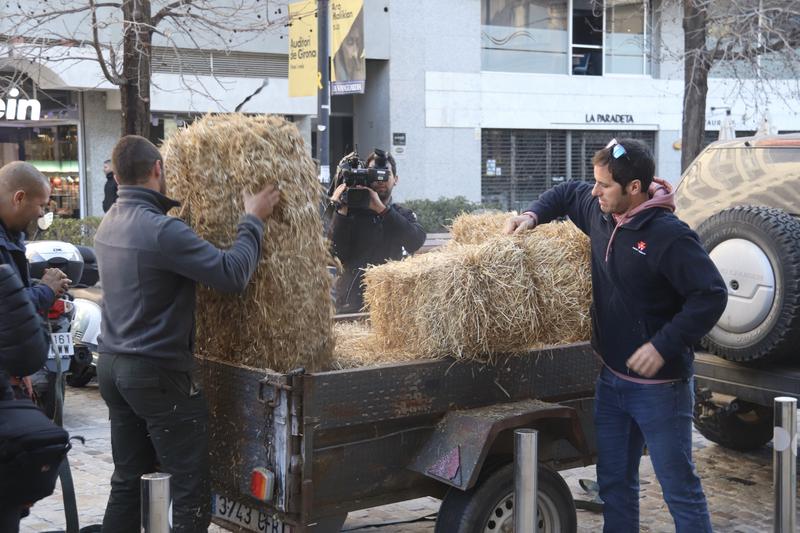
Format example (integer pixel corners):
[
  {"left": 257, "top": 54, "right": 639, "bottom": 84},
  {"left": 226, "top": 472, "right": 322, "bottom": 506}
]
[
  {"left": 244, "top": 183, "right": 281, "bottom": 222},
  {"left": 331, "top": 183, "right": 348, "bottom": 215},
  {"left": 331, "top": 183, "right": 347, "bottom": 203},
  {"left": 42, "top": 268, "right": 71, "bottom": 298},
  {"left": 357, "top": 186, "right": 385, "bottom": 214},
  {"left": 626, "top": 342, "right": 665, "bottom": 378},
  {"left": 503, "top": 215, "right": 536, "bottom": 235}
]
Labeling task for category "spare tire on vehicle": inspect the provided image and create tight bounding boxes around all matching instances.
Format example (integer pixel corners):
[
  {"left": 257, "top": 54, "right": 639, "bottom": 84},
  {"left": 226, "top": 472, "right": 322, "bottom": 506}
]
[{"left": 696, "top": 206, "right": 800, "bottom": 363}]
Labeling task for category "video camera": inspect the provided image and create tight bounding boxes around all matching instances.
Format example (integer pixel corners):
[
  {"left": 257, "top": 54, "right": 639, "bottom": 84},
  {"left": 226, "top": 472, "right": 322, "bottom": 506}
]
[{"left": 337, "top": 148, "right": 392, "bottom": 210}]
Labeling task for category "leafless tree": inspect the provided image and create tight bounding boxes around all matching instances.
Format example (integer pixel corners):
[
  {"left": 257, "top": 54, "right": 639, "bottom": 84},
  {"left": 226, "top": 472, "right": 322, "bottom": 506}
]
[
  {"left": 1, "top": 1, "right": 290, "bottom": 137},
  {"left": 668, "top": 0, "right": 800, "bottom": 170}
]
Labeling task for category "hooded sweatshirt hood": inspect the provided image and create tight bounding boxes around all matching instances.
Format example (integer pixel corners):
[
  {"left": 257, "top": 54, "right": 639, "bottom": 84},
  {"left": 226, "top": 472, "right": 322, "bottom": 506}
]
[{"left": 605, "top": 177, "right": 675, "bottom": 261}]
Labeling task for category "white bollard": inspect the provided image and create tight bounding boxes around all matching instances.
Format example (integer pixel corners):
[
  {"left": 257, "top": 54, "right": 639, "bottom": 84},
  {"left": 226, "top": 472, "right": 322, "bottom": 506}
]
[
  {"left": 141, "top": 472, "right": 172, "bottom": 533},
  {"left": 773, "top": 397, "right": 796, "bottom": 533},
  {"left": 514, "top": 429, "right": 538, "bottom": 533}
]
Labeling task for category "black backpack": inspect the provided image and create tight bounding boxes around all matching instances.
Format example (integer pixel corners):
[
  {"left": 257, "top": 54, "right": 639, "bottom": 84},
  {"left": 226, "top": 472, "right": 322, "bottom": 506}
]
[{"left": 0, "top": 401, "right": 70, "bottom": 505}]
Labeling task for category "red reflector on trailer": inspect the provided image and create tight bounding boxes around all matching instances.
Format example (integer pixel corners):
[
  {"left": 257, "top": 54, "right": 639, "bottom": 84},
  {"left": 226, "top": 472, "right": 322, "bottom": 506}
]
[{"left": 250, "top": 467, "right": 275, "bottom": 502}]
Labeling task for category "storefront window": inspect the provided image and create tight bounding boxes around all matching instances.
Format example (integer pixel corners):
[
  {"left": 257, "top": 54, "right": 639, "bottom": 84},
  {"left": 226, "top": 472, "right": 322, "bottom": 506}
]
[
  {"left": 482, "top": 128, "right": 656, "bottom": 210},
  {"left": 481, "top": 0, "right": 649, "bottom": 76},
  {"left": 0, "top": 125, "right": 81, "bottom": 218}
]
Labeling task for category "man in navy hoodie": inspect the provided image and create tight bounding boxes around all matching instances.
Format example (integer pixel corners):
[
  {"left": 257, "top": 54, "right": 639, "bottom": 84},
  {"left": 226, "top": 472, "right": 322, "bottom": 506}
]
[{"left": 505, "top": 138, "right": 727, "bottom": 533}]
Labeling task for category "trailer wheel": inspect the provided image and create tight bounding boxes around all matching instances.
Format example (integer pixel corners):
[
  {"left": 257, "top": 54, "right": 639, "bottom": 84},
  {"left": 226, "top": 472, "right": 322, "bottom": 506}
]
[
  {"left": 435, "top": 463, "right": 576, "bottom": 533},
  {"left": 696, "top": 206, "right": 800, "bottom": 363},
  {"left": 693, "top": 398, "right": 774, "bottom": 451}
]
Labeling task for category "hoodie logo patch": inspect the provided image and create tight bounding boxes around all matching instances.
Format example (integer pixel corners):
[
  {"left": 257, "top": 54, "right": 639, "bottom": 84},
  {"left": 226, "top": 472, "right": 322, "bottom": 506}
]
[{"left": 633, "top": 241, "right": 647, "bottom": 255}]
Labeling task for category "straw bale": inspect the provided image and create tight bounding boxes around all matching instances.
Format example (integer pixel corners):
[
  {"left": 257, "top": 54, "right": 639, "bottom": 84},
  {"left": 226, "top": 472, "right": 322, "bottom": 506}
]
[
  {"left": 363, "top": 221, "right": 591, "bottom": 361},
  {"left": 450, "top": 211, "right": 516, "bottom": 245},
  {"left": 162, "top": 114, "right": 334, "bottom": 372}
]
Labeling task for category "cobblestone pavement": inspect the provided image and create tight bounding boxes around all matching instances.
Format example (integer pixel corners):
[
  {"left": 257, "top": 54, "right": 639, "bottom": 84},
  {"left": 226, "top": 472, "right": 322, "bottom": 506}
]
[{"left": 22, "top": 382, "right": 799, "bottom": 532}]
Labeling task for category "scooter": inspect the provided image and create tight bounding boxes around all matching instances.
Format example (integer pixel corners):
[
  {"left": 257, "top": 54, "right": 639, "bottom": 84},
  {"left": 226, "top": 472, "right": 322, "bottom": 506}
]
[
  {"left": 25, "top": 241, "right": 83, "bottom": 417},
  {"left": 67, "top": 296, "right": 102, "bottom": 387},
  {"left": 25, "top": 213, "right": 102, "bottom": 415}
]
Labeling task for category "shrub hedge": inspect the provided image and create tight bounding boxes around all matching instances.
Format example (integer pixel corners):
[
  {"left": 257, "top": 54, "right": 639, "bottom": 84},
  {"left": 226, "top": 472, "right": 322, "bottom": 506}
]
[
  {"left": 401, "top": 196, "right": 501, "bottom": 233},
  {"left": 31, "top": 216, "right": 103, "bottom": 246}
]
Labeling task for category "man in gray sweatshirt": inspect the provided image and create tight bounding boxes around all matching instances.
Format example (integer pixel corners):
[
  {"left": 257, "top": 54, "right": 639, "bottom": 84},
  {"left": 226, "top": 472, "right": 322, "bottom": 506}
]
[{"left": 94, "top": 135, "right": 280, "bottom": 533}]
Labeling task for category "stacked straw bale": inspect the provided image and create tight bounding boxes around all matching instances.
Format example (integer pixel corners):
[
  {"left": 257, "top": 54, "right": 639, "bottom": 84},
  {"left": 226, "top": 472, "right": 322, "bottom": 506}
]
[
  {"left": 363, "top": 220, "right": 591, "bottom": 361},
  {"left": 449, "top": 211, "right": 516, "bottom": 245},
  {"left": 162, "top": 114, "right": 334, "bottom": 372}
]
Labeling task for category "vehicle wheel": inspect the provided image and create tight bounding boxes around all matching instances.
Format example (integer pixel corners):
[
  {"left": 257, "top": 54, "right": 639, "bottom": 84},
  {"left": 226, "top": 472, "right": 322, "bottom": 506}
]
[
  {"left": 696, "top": 206, "right": 800, "bottom": 363},
  {"left": 693, "top": 398, "right": 774, "bottom": 451},
  {"left": 435, "top": 463, "right": 576, "bottom": 533},
  {"left": 66, "top": 366, "right": 94, "bottom": 387}
]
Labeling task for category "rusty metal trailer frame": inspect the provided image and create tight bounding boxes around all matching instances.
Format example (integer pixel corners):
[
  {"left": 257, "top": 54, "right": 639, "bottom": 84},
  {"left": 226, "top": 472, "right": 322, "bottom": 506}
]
[{"left": 202, "top": 342, "right": 600, "bottom": 531}]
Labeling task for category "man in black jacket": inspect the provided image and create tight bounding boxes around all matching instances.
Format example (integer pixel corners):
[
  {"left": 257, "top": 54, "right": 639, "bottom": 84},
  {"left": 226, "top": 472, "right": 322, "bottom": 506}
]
[
  {"left": 505, "top": 139, "right": 727, "bottom": 533},
  {"left": 0, "top": 264, "right": 54, "bottom": 533},
  {"left": 328, "top": 150, "right": 426, "bottom": 313},
  {"left": 95, "top": 135, "right": 280, "bottom": 533},
  {"left": 102, "top": 159, "right": 118, "bottom": 212}
]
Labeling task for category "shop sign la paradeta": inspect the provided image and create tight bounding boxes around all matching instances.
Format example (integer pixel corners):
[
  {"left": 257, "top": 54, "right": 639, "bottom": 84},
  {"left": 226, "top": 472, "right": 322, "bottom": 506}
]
[
  {"left": 0, "top": 87, "right": 42, "bottom": 121},
  {"left": 585, "top": 113, "right": 634, "bottom": 124}
]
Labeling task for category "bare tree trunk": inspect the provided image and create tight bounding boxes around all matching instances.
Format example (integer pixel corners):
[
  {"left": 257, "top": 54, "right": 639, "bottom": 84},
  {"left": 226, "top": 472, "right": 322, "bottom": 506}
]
[
  {"left": 121, "top": 0, "right": 152, "bottom": 138},
  {"left": 681, "top": 0, "right": 710, "bottom": 171}
]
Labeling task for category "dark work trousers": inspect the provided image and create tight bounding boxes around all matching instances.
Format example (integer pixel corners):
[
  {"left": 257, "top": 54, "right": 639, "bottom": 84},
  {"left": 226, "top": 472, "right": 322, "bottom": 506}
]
[
  {"left": 0, "top": 506, "right": 23, "bottom": 533},
  {"left": 98, "top": 354, "right": 210, "bottom": 533}
]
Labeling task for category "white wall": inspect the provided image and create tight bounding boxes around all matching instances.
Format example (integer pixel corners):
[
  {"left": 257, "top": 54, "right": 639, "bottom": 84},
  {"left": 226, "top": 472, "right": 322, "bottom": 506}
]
[
  {"left": 81, "top": 92, "right": 120, "bottom": 217},
  {"left": 388, "top": 0, "right": 482, "bottom": 203}
]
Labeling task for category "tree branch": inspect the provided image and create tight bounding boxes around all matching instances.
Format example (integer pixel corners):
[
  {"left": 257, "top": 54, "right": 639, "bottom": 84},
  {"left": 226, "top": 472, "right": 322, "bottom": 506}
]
[{"left": 91, "top": 0, "right": 124, "bottom": 85}]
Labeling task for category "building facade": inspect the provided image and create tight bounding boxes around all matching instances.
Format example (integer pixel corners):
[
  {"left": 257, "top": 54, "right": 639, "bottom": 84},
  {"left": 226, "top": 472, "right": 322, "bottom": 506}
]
[
  {"left": 2, "top": 0, "right": 798, "bottom": 217},
  {"left": 346, "top": 0, "right": 799, "bottom": 209}
]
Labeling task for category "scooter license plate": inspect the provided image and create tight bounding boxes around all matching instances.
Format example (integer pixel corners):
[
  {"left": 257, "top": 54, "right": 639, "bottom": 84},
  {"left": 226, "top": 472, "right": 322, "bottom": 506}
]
[{"left": 48, "top": 332, "right": 74, "bottom": 359}]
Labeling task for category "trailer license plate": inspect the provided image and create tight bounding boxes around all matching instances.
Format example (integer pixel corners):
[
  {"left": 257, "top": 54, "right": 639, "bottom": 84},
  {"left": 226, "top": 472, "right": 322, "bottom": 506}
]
[
  {"left": 211, "top": 493, "right": 286, "bottom": 532},
  {"left": 48, "top": 332, "right": 74, "bottom": 359}
]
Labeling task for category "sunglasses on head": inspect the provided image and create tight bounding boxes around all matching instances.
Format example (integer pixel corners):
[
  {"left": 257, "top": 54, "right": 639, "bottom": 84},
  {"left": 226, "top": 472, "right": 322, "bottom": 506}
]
[{"left": 605, "top": 138, "right": 629, "bottom": 160}]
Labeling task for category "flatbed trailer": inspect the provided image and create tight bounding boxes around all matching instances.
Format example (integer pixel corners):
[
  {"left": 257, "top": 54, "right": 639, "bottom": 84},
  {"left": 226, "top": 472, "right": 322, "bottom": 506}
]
[{"left": 201, "top": 342, "right": 600, "bottom": 533}]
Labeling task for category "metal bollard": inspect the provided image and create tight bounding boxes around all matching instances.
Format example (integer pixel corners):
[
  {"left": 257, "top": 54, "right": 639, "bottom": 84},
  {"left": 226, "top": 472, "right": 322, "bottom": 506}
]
[
  {"left": 514, "top": 429, "right": 538, "bottom": 533},
  {"left": 773, "top": 397, "right": 796, "bottom": 533},
  {"left": 141, "top": 472, "right": 172, "bottom": 533}
]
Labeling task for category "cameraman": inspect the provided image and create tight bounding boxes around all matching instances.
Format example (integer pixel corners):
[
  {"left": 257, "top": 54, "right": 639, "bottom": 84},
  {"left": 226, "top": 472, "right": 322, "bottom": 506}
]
[{"left": 329, "top": 150, "right": 425, "bottom": 313}]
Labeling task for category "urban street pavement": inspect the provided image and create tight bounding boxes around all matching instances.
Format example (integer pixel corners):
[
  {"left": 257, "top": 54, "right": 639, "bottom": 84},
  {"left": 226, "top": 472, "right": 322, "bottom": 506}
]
[{"left": 22, "top": 381, "right": 799, "bottom": 532}]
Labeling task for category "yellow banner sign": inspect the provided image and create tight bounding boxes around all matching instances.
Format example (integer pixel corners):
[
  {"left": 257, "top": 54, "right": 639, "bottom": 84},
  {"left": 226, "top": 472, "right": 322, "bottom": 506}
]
[
  {"left": 330, "top": 0, "right": 365, "bottom": 95},
  {"left": 288, "top": 0, "right": 318, "bottom": 98}
]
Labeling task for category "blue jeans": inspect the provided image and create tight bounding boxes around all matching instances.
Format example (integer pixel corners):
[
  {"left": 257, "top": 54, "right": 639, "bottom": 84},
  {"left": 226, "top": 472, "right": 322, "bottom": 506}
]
[{"left": 594, "top": 367, "right": 712, "bottom": 533}]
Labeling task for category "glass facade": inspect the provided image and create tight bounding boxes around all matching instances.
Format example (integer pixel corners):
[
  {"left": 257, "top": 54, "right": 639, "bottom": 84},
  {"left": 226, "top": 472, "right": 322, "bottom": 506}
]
[
  {"left": 481, "top": 0, "right": 569, "bottom": 74},
  {"left": 0, "top": 83, "right": 82, "bottom": 218},
  {"left": 481, "top": 0, "right": 649, "bottom": 76}
]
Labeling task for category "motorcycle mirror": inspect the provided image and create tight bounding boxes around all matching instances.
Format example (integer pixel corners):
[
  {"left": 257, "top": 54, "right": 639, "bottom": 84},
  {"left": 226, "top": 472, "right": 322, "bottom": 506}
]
[{"left": 37, "top": 212, "right": 54, "bottom": 231}]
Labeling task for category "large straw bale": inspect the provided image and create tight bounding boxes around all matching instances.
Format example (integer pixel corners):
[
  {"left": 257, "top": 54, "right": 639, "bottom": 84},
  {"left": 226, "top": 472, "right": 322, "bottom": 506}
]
[
  {"left": 363, "top": 221, "right": 591, "bottom": 361},
  {"left": 162, "top": 114, "right": 334, "bottom": 371},
  {"left": 450, "top": 211, "right": 516, "bottom": 245}
]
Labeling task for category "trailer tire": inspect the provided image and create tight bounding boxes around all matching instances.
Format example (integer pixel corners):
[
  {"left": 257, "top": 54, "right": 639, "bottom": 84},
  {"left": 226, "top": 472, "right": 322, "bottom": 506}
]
[
  {"left": 697, "top": 206, "right": 800, "bottom": 363},
  {"left": 693, "top": 400, "right": 774, "bottom": 451},
  {"left": 435, "top": 463, "right": 576, "bottom": 533}
]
